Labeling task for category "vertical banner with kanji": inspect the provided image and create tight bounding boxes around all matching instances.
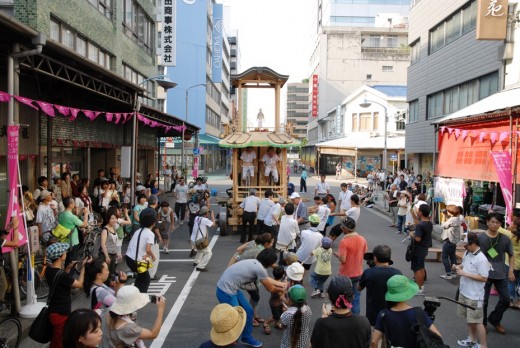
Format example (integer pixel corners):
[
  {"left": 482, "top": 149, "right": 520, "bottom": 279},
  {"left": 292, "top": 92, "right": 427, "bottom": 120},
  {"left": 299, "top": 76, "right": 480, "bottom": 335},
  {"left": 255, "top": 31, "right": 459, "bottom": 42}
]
[
  {"left": 312, "top": 74, "right": 318, "bottom": 117},
  {"left": 158, "top": 0, "right": 176, "bottom": 66},
  {"left": 4, "top": 125, "right": 27, "bottom": 252},
  {"left": 490, "top": 151, "right": 513, "bottom": 224}
]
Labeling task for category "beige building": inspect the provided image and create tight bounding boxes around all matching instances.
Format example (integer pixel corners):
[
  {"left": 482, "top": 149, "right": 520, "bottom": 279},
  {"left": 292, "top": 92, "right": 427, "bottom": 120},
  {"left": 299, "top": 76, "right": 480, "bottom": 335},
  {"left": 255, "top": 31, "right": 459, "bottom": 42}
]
[{"left": 286, "top": 82, "right": 309, "bottom": 139}]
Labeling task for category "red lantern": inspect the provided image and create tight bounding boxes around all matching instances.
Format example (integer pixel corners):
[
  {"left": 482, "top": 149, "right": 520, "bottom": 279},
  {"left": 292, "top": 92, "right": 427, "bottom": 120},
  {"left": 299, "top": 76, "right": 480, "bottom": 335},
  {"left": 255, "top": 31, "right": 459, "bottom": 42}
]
[{"left": 184, "top": 133, "right": 192, "bottom": 141}]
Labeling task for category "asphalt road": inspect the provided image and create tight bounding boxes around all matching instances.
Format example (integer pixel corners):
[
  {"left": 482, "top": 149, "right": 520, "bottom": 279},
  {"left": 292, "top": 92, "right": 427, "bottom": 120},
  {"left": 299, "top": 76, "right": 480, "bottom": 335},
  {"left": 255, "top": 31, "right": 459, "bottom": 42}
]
[{"left": 19, "top": 173, "right": 520, "bottom": 347}]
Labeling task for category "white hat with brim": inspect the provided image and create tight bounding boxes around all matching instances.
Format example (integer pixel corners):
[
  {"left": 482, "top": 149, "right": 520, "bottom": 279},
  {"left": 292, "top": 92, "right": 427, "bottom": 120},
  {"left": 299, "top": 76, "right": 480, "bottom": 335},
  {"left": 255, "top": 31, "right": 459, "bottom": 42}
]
[
  {"left": 289, "top": 192, "right": 300, "bottom": 199},
  {"left": 110, "top": 285, "right": 150, "bottom": 315},
  {"left": 210, "top": 304, "right": 247, "bottom": 346}
]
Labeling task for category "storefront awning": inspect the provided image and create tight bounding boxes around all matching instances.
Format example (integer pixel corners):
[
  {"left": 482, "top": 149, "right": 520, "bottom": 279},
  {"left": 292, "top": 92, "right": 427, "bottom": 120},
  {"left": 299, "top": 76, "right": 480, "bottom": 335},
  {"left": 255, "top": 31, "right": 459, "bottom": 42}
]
[
  {"left": 316, "top": 136, "right": 405, "bottom": 150},
  {"left": 433, "top": 85, "right": 520, "bottom": 125},
  {"left": 198, "top": 133, "right": 221, "bottom": 145}
]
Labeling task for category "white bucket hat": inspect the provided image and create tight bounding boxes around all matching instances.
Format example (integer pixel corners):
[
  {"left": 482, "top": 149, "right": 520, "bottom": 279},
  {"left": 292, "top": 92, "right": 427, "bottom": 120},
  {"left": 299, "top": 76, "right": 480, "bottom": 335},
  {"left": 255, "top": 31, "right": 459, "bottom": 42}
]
[{"left": 110, "top": 285, "right": 150, "bottom": 315}]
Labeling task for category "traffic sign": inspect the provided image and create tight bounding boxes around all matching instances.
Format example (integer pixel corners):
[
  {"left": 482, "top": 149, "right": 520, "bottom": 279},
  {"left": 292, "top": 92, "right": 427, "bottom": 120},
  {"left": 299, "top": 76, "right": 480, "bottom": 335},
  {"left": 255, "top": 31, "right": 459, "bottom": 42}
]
[
  {"left": 390, "top": 154, "right": 398, "bottom": 161},
  {"left": 193, "top": 148, "right": 200, "bottom": 155}
]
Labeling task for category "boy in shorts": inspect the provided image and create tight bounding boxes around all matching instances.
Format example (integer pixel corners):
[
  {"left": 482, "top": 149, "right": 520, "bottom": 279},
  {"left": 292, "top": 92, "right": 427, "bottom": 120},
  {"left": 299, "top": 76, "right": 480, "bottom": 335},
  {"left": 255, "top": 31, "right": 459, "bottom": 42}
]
[{"left": 264, "top": 266, "right": 286, "bottom": 334}]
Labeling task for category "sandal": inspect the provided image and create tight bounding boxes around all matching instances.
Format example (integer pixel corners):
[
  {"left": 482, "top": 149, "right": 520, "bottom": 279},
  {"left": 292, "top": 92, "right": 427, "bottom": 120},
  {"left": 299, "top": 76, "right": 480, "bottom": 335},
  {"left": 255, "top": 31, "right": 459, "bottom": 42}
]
[
  {"left": 253, "top": 319, "right": 260, "bottom": 327},
  {"left": 254, "top": 317, "right": 265, "bottom": 323},
  {"left": 263, "top": 324, "right": 271, "bottom": 335}
]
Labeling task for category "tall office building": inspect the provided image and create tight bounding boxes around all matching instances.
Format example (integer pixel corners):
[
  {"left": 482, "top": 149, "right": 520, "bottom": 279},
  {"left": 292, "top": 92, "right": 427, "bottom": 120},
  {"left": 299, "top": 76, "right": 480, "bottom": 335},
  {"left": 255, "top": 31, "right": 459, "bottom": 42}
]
[
  {"left": 304, "top": 1, "right": 411, "bottom": 173},
  {"left": 286, "top": 82, "right": 309, "bottom": 139},
  {"left": 167, "top": 0, "right": 230, "bottom": 172}
]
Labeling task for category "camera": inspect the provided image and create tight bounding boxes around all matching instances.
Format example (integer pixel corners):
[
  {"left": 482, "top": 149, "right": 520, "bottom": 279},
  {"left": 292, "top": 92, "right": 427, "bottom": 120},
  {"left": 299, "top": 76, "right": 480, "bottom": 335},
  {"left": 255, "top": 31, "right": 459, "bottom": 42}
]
[
  {"left": 112, "top": 271, "right": 136, "bottom": 283},
  {"left": 150, "top": 295, "right": 158, "bottom": 303},
  {"left": 423, "top": 296, "right": 441, "bottom": 321},
  {"left": 363, "top": 252, "right": 376, "bottom": 268}
]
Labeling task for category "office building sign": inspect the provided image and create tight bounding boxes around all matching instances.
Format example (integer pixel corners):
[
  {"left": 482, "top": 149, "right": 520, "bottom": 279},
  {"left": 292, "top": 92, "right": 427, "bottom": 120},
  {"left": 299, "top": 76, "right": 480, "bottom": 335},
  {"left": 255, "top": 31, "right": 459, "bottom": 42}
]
[
  {"left": 476, "top": 0, "right": 508, "bottom": 40},
  {"left": 212, "top": 4, "right": 223, "bottom": 83},
  {"left": 158, "top": 0, "right": 176, "bottom": 66},
  {"left": 312, "top": 74, "right": 319, "bottom": 117}
]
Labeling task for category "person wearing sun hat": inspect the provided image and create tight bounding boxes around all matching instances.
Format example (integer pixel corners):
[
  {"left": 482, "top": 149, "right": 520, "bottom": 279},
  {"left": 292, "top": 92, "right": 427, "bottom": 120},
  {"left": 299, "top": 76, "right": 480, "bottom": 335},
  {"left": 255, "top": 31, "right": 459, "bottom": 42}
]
[
  {"left": 101, "top": 285, "right": 166, "bottom": 347},
  {"left": 371, "top": 275, "right": 442, "bottom": 348},
  {"left": 280, "top": 285, "right": 312, "bottom": 348},
  {"left": 46, "top": 242, "right": 90, "bottom": 348},
  {"left": 311, "top": 275, "right": 371, "bottom": 348},
  {"left": 199, "top": 304, "right": 248, "bottom": 347}
]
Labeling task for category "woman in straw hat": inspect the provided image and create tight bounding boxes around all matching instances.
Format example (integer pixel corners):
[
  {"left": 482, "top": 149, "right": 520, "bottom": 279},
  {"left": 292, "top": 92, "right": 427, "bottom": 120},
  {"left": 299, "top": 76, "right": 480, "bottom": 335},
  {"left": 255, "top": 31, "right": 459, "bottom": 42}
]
[
  {"left": 371, "top": 275, "right": 442, "bottom": 348},
  {"left": 199, "top": 304, "right": 248, "bottom": 347},
  {"left": 101, "top": 285, "right": 165, "bottom": 348}
]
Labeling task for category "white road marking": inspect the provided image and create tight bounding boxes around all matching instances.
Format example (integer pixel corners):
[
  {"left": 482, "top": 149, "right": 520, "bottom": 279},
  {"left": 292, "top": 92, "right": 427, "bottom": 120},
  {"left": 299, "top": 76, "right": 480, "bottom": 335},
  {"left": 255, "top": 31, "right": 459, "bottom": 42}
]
[
  {"left": 150, "top": 234, "right": 219, "bottom": 348},
  {"left": 147, "top": 283, "right": 172, "bottom": 296},
  {"left": 159, "top": 259, "right": 197, "bottom": 262}
]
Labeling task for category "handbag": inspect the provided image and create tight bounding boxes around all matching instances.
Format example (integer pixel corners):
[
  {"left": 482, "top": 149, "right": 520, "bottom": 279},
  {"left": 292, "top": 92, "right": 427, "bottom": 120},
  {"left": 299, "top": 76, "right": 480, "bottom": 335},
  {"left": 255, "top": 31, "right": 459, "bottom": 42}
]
[
  {"left": 51, "top": 224, "right": 72, "bottom": 241},
  {"left": 195, "top": 217, "right": 209, "bottom": 250},
  {"left": 29, "top": 270, "right": 63, "bottom": 343},
  {"left": 135, "top": 228, "right": 153, "bottom": 274},
  {"left": 405, "top": 239, "right": 415, "bottom": 262}
]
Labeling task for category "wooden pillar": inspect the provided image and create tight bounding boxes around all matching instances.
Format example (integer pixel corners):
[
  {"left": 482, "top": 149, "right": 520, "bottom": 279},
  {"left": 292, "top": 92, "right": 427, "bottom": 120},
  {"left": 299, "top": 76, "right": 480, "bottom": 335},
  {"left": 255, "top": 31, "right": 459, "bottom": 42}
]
[
  {"left": 281, "top": 148, "right": 287, "bottom": 198},
  {"left": 275, "top": 82, "right": 280, "bottom": 133},
  {"left": 232, "top": 149, "right": 238, "bottom": 204},
  {"left": 237, "top": 83, "right": 243, "bottom": 132}
]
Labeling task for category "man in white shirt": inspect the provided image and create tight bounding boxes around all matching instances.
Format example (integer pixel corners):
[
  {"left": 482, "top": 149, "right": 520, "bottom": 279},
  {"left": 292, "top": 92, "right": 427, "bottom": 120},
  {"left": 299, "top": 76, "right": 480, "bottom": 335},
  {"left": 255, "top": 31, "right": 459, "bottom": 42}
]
[
  {"left": 378, "top": 170, "right": 386, "bottom": 190},
  {"left": 276, "top": 202, "right": 300, "bottom": 262},
  {"left": 310, "top": 196, "right": 330, "bottom": 236},
  {"left": 296, "top": 214, "right": 323, "bottom": 274},
  {"left": 240, "top": 147, "right": 257, "bottom": 186},
  {"left": 315, "top": 175, "right": 330, "bottom": 197},
  {"left": 173, "top": 177, "right": 189, "bottom": 225},
  {"left": 191, "top": 206, "right": 215, "bottom": 272},
  {"left": 240, "top": 189, "right": 260, "bottom": 243},
  {"left": 260, "top": 146, "right": 281, "bottom": 184},
  {"left": 264, "top": 197, "right": 286, "bottom": 237},
  {"left": 453, "top": 232, "right": 490, "bottom": 348},
  {"left": 338, "top": 183, "right": 353, "bottom": 212},
  {"left": 257, "top": 190, "right": 274, "bottom": 235},
  {"left": 163, "top": 165, "right": 172, "bottom": 192},
  {"left": 331, "top": 194, "right": 361, "bottom": 223}
]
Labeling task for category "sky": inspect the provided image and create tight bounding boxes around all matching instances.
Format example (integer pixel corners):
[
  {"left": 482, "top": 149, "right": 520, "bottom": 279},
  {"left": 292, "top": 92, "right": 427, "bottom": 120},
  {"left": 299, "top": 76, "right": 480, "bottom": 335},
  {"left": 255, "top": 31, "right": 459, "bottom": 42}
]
[{"left": 222, "top": 0, "right": 315, "bottom": 127}]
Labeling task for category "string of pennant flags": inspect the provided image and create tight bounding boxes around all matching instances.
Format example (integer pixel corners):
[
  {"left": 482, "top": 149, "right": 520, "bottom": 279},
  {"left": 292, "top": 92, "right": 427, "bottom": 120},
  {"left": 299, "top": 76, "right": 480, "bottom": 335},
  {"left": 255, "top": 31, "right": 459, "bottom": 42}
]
[
  {"left": 0, "top": 90, "right": 187, "bottom": 133},
  {"left": 439, "top": 126, "right": 520, "bottom": 144}
]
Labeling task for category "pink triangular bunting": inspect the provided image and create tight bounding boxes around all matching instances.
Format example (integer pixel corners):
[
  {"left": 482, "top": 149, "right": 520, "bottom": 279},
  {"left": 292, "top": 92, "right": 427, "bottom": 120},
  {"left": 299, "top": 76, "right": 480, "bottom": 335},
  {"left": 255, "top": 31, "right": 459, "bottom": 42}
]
[
  {"left": 489, "top": 132, "right": 498, "bottom": 143},
  {"left": 454, "top": 129, "right": 461, "bottom": 139},
  {"left": 479, "top": 131, "right": 487, "bottom": 143},
  {"left": 461, "top": 130, "right": 469, "bottom": 141},
  {"left": 69, "top": 108, "right": 81, "bottom": 121},
  {"left": 35, "top": 101, "right": 56, "bottom": 117},
  {"left": 499, "top": 131, "right": 509, "bottom": 142},
  {"left": 106, "top": 113, "right": 114, "bottom": 122},
  {"left": 55, "top": 105, "right": 70, "bottom": 117},
  {"left": 13, "top": 95, "right": 38, "bottom": 110},
  {"left": 0, "top": 91, "right": 10, "bottom": 103}
]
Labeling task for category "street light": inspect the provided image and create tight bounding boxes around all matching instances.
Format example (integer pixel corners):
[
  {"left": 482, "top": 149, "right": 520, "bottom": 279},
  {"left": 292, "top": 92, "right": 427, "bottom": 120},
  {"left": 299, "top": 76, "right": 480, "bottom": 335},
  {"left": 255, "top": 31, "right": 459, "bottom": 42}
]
[
  {"left": 359, "top": 99, "right": 388, "bottom": 172},
  {"left": 131, "top": 75, "right": 177, "bottom": 204},
  {"left": 183, "top": 83, "right": 209, "bottom": 178}
]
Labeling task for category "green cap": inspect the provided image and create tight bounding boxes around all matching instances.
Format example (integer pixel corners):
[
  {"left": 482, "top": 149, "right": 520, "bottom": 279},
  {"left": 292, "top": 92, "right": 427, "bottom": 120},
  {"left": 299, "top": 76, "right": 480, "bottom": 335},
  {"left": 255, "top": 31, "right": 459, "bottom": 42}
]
[
  {"left": 289, "top": 285, "right": 307, "bottom": 304},
  {"left": 309, "top": 214, "right": 320, "bottom": 225},
  {"left": 385, "top": 275, "right": 419, "bottom": 302}
]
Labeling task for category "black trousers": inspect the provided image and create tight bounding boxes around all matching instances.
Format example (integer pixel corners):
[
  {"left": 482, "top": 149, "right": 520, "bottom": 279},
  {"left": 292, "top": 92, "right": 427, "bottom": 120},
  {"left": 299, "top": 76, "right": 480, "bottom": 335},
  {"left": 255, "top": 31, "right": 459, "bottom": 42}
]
[
  {"left": 241, "top": 211, "right": 256, "bottom": 243},
  {"left": 300, "top": 178, "right": 307, "bottom": 192},
  {"left": 175, "top": 202, "right": 187, "bottom": 220},
  {"left": 125, "top": 256, "right": 150, "bottom": 293},
  {"left": 256, "top": 219, "right": 265, "bottom": 235}
]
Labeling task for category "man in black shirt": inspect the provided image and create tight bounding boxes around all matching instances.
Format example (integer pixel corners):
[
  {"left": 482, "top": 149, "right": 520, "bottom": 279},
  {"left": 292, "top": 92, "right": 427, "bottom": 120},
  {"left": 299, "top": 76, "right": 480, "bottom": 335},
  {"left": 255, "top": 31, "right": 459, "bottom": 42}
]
[
  {"left": 358, "top": 245, "right": 402, "bottom": 326},
  {"left": 409, "top": 204, "right": 432, "bottom": 295}
]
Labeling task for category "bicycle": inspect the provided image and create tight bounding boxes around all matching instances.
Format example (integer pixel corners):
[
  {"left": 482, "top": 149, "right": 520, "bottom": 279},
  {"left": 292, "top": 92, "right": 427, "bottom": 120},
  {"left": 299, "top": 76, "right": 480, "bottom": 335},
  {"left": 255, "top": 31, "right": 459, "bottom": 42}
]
[{"left": 0, "top": 317, "right": 21, "bottom": 348}]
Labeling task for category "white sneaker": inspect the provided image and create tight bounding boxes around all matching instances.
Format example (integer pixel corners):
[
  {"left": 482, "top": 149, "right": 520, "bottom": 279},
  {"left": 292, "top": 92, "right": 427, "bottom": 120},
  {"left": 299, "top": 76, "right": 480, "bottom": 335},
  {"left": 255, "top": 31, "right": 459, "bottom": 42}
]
[
  {"left": 311, "top": 290, "right": 321, "bottom": 298},
  {"left": 457, "top": 337, "right": 477, "bottom": 347},
  {"left": 320, "top": 291, "right": 326, "bottom": 298},
  {"left": 440, "top": 274, "right": 454, "bottom": 280},
  {"left": 416, "top": 286, "right": 426, "bottom": 296},
  {"left": 163, "top": 247, "right": 170, "bottom": 254}
]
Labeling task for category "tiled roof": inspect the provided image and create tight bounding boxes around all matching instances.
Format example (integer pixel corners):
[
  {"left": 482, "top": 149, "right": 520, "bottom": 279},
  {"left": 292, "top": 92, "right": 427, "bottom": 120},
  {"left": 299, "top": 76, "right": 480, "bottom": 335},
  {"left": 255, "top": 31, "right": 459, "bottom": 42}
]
[{"left": 370, "top": 85, "right": 407, "bottom": 98}]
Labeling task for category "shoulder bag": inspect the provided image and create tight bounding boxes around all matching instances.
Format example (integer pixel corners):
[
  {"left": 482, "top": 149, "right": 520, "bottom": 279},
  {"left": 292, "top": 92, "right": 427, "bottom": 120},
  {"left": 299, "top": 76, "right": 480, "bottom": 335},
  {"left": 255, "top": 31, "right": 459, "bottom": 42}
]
[
  {"left": 195, "top": 217, "right": 209, "bottom": 250},
  {"left": 405, "top": 238, "right": 415, "bottom": 262},
  {"left": 135, "top": 228, "right": 153, "bottom": 273},
  {"left": 29, "top": 270, "right": 63, "bottom": 343}
]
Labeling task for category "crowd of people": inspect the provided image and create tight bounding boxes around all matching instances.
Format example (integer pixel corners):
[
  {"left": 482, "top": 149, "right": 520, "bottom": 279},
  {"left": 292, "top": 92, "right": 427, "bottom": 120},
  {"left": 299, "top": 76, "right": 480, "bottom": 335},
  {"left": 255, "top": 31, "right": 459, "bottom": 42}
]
[{"left": 5, "top": 164, "right": 519, "bottom": 348}]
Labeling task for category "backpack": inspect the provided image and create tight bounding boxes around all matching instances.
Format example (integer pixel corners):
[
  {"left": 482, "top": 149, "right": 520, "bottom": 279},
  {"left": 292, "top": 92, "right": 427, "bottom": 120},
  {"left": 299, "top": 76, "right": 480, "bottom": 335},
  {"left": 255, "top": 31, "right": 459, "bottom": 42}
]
[
  {"left": 412, "top": 307, "right": 449, "bottom": 348},
  {"left": 88, "top": 228, "right": 103, "bottom": 260}
]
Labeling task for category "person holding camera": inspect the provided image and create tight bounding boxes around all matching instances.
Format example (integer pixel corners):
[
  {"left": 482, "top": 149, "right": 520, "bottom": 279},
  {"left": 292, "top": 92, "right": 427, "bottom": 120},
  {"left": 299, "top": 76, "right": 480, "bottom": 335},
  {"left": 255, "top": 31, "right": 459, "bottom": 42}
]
[
  {"left": 101, "top": 285, "right": 165, "bottom": 348},
  {"left": 440, "top": 205, "right": 462, "bottom": 280},
  {"left": 125, "top": 208, "right": 157, "bottom": 293},
  {"left": 358, "top": 245, "right": 402, "bottom": 327},
  {"left": 84, "top": 259, "right": 128, "bottom": 311}
]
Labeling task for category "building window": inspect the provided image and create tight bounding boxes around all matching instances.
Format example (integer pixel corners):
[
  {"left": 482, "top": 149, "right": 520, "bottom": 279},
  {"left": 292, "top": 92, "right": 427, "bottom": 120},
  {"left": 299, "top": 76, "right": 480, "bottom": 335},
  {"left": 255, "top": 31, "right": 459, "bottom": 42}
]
[
  {"left": 382, "top": 65, "right": 394, "bottom": 72},
  {"left": 427, "top": 92, "right": 443, "bottom": 119},
  {"left": 479, "top": 73, "right": 499, "bottom": 99},
  {"left": 330, "top": 16, "right": 375, "bottom": 26},
  {"left": 360, "top": 112, "right": 372, "bottom": 131},
  {"left": 373, "top": 112, "right": 379, "bottom": 130},
  {"left": 352, "top": 113, "right": 358, "bottom": 132},
  {"left": 429, "top": 0, "right": 476, "bottom": 54},
  {"left": 123, "top": 63, "right": 154, "bottom": 98},
  {"left": 368, "top": 34, "right": 381, "bottom": 47},
  {"left": 408, "top": 100, "right": 419, "bottom": 123},
  {"left": 410, "top": 39, "right": 420, "bottom": 64},
  {"left": 387, "top": 35, "right": 398, "bottom": 48},
  {"left": 366, "top": 74, "right": 372, "bottom": 80},
  {"left": 122, "top": 0, "right": 155, "bottom": 56},
  {"left": 50, "top": 17, "right": 113, "bottom": 69},
  {"left": 87, "top": 0, "right": 113, "bottom": 19},
  {"left": 206, "top": 107, "right": 221, "bottom": 129}
]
